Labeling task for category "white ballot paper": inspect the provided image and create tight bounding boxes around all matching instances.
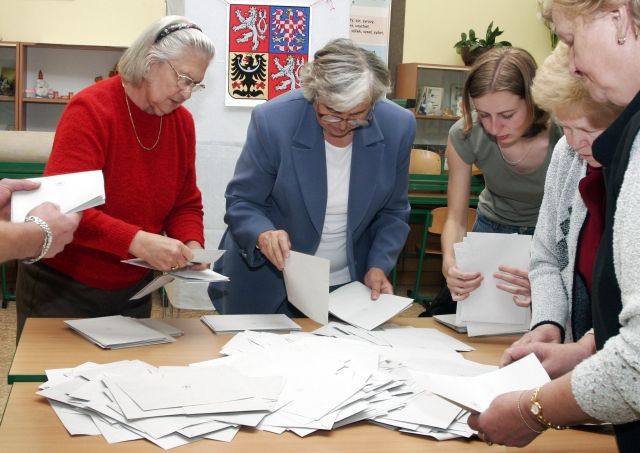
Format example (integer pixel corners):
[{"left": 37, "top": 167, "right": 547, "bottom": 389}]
[
  {"left": 283, "top": 252, "right": 412, "bottom": 329},
  {"left": 328, "top": 281, "right": 413, "bottom": 331},
  {"left": 64, "top": 316, "right": 176, "bottom": 349},
  {"left": 283, "top": 251, "right": 329, "bottom": 324},
  {"left": 123, "top": 250, "right": 229, "bottom": 300},
  {"left": 454, "top": 233, "right": 532, "bottom": 335},
  {"left": 422, "top": 353, "right": 550, "bottom": 413},
  {"left": 201, "top": 314, "right": 302, "bottom": 334},
  {"left": 11, "top": 170, "right": 105, "bottom": 222}
]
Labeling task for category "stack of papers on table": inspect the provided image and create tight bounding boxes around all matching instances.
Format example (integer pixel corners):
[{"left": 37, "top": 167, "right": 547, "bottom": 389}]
[
  {"left": 433, "top": 314, "right": 467, "bottom": 333},
  {"left": 11, "top": 170, "right": 106, "bottom": 222},
  {"left": 454, "top": 232, "right": 532, "bottom": 336},
  {"left": 201, "top": 314, "right": 302, "bottom": 334},
  {"left": 38, "top": 327, "right": 546, "bottom": 448},
  {"left": 283, "top": 251, "right": 413, "bottom": 329},
  {"left": 64, "top": 316, "right": 177, "bottom": 349}
]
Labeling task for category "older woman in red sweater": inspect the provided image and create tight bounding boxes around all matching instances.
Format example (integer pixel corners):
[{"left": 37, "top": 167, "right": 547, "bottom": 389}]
[{"left": 16, "top": 16, "right": 215, "bottom": 339}]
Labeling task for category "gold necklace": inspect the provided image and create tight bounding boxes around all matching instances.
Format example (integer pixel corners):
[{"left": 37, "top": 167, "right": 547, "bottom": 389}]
[{"left": 124, "top": 91, "right": 163, "bottom": 151}]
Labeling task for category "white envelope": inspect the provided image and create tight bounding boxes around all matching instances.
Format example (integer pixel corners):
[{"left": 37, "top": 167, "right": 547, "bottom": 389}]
[
  {"left": 11, "top": 170, "right": 105, "bottom": 222},
  {"left": 283, "top": 251, "right": 330, "bottom": 324}
]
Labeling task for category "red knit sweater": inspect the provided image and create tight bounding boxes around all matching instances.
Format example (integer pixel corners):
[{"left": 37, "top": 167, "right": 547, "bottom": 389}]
[{"left": 43, "top": 75, "right": 204, "bottom": 290}]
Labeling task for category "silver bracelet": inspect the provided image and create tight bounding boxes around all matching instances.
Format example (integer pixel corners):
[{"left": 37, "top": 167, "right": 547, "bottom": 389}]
[{"left": 23, "top": 215, "right": 53, "bottom": 264}]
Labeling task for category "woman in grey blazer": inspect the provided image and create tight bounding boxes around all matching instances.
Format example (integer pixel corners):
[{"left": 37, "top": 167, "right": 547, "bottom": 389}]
[{"left": 209, "top": 39, "right": 416, "bottom": 315}]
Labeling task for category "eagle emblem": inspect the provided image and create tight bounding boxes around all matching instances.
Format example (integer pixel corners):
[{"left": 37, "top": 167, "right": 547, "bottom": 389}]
[{"left": 230, "top": 53, "right": 268, "bottom": 99}]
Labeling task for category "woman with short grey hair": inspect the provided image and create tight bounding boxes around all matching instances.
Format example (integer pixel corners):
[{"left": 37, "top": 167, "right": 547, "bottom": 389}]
[
  {"left": 16, "top": 16, "right": 215, "bottom": 339},
  {"left": 300, "top": 38, "right": 390, "bottom": 111},
  {"left": 210, "top": 38, "right": 416, "bottom": 315},
  {"left": 118, "top": 15, "right": 215, "bottom": 86}
]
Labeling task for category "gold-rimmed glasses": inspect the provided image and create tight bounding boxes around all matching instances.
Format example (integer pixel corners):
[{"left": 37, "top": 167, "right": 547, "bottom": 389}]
[{"left": 166, "top": 61, "right": 205, "bottom": 92}]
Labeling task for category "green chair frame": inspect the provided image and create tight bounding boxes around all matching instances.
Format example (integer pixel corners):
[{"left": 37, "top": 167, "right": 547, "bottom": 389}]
[{"left": 392, "top": 173, "right": 484, "bottom": 301}]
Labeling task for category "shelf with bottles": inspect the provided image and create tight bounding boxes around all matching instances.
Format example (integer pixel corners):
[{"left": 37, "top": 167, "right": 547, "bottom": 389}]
[{"left": 18, "top": 43, "right": 124, "bottom": 130}]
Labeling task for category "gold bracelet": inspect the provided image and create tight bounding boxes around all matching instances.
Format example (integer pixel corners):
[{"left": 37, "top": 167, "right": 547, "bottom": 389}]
[
  {"left": 530, "top": 387, "right": 570, "bottom": 430},
  {"left": 517, "top": 391, "right": 544, "bottom": 434}
]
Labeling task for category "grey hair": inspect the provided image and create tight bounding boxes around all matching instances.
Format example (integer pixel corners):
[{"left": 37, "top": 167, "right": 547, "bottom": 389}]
[
  {"left": 118, "top": 15, "right": 215, "bottom": 86},
  {"left": 301, "top": 38, "right": 390, "bottom": 111}
]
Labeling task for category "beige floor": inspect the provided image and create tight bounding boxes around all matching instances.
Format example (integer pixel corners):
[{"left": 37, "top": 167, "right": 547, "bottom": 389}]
[{"left": 0, "top": 290, "right": 425, "bottom": 419}]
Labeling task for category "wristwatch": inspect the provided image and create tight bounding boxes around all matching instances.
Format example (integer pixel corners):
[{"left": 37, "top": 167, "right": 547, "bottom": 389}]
[{"left": 530, "top": 387, "right": 570, "bottom": 430}]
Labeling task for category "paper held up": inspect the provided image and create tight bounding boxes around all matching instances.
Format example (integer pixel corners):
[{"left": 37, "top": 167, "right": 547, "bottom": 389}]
[
  {"left": 422, "top": 353, "right": 550, "bottom": 413},
  {"left": 123, "top": 250, "right": 229, "bottom": 300},
  {"left": 283, "top": 251, "right": 330, "bottom": 325},
  {"left": 11, "top": 170, "right": 106, "bottom": 222},
  {"left": 454, "top": 232, "right": 532, "bottom": 336},
  {"left": 283, "top": 251, "right": 412, "bottom": 329}
]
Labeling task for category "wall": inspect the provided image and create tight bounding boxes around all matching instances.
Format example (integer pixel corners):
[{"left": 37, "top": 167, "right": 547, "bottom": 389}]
[
  {"left": 0, "top": 0, "right": 166, "bottom": 46},
  {"left": 403, "top": 0, "right": 553, "bottom": 65}
]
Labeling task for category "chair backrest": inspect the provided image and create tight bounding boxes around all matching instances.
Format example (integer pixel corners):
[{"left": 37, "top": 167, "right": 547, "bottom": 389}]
[
  {"left": 0, "top": 131, "right": 54, "bottom": 163},
  {"left": 428, "top": 206, "right": 477, "bottom": 235},
  {"left": 409, "top": 149, "right": 441, "bottom": 175}
]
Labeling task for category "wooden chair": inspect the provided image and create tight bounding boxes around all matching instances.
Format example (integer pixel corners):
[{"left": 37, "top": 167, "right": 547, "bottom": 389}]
[
  {"left": 409, "top": 148, "right": 442, "bottom": 175},
  {"left": 392, "top": 149, "right": 442, "bottom": 290},
  {"left": 411, "top": 206, "right": 477, "bottom": 303},
  {"left": 392, "top": 149, "right": 483, "bottom": 297}
]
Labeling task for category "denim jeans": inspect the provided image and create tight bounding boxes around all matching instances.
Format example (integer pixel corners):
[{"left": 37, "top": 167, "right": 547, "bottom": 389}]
[{"left": 472, "top": 212, "right": 536, "bottom": 236}]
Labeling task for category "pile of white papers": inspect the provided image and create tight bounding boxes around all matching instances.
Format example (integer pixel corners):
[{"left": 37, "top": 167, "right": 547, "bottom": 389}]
[
  {"left": 64, "top": 316, "right": 178, "bottom": 349},
  {"left": 39, "top": 323, "right": 550, "bottom": 448},
  {"left": 283, "top": 251, "right": 413, "bottom": 328},
  {"left": 201, "top": 314, "right": 302, "bottom": 334},
  {"left": 11, "top": 170, "right": 106, "bottom": 222},
  {"left": 454, "top": 233, "right": 532, "bottom": 336}
]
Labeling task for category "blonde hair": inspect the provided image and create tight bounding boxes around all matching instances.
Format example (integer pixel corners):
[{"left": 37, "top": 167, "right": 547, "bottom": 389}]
[
  {"left": 541, "top": 0, "right": 640, "bottom": 34},
  {"left": 461, "top": 47, "right": 549, "bottom": 137},
  {"left": 118, "top": 15, "right": 215, "bottom": 87},
  {"left": 532, "top": 42, "right": 623, "bottom": 128}
]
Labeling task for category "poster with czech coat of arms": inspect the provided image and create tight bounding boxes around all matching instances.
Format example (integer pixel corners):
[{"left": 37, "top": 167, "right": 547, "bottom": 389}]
[{"left": 226, "top": 2, "right": 310, "bottom": 106}]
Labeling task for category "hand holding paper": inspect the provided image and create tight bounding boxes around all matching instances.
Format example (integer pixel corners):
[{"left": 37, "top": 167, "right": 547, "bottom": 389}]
[
  {"left": 123, "top": 250, "right": 229, "bottom": 300},
  {"left": 28, "top": 202, "right": 82, "bottom": 259},
  {"left": 0, "top": 178, "right": 40, "bottom": 220},
  {"left": 11, "top": 170, "right": 105, "bottom": 222},
  {"left": 128, "top": 231, "right": 199, "bottom": 272}
]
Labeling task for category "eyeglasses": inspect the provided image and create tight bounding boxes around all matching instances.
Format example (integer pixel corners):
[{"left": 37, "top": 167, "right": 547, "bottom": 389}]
[
  {"left": 166, "top": 61, "right": 205, "bottom": 92},
  {"left": 317, "top": 104, "right": 374, "bottom": 128}
]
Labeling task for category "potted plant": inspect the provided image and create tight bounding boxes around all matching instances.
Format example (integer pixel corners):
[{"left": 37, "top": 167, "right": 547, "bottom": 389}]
[{"left": 453, "top": 21, "right": 512, "bottom": 66}]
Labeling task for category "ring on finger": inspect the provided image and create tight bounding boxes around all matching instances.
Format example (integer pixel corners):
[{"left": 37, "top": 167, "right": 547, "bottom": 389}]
[{"left": 478, "top": 432, "right": 493, "bottom": 446}]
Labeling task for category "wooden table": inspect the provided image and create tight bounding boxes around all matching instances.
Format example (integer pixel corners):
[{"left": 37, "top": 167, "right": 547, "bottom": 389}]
[
  {"left": 2, "top": 318, "right": 616, "bottom": 452},
  {"left": 9, "top": 317, "right": 511, "bottom": 383},
  {"left": 9, "top": 317, "right": 312, "bottom": 383}
]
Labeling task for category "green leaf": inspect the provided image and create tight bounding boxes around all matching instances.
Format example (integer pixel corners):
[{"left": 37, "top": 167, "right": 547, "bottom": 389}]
[{"left": 486, "top": 21, "right": 493, "bottom": 39}]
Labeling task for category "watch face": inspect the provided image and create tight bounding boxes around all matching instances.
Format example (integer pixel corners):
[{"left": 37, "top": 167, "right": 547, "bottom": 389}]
[{"left": 531, "top": 402, "right": 542, "bottom": 416}]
